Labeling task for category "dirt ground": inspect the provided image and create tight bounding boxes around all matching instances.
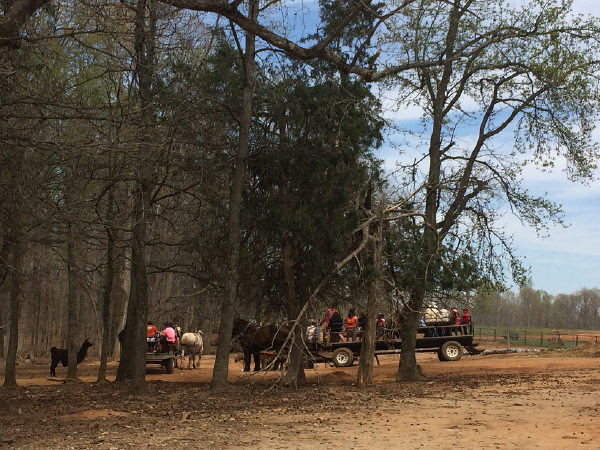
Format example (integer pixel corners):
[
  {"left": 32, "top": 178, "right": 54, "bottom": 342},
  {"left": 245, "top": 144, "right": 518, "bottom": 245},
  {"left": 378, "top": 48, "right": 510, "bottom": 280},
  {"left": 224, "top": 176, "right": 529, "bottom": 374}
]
[{"left": 1, "top": 342, "right": 600, "bottom": 449}]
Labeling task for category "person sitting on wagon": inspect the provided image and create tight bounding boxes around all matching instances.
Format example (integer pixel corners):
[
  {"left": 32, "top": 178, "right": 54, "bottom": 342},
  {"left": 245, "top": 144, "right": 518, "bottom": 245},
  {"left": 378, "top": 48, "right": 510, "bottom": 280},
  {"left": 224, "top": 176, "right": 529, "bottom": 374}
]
[
  {"left": 357, "top": 311, "right": 367, "bottom": 330},
  {"left": 147, "top": 321, "right": 158, "bottom": 351},
  {"left": 449, "top": 308, "right": 460, "bottom": 335},
  {"left": 328, "top": 311, "right": 345, "bottom": 343},
  {"left": 306, "top": 319, "right": 319, "bottom": 343},
  {"left": 323, "top": 306, "right": 338, "bottom": 324},
  {"left": 460, "top": 307, "right": 471, "bottom": 335},
  {"left": 345, "top": 308, "right": 358, "bottom": 341},
  {"left": 376, "top": 313, "right": 386, "bottom": 338},
  {"left": 438, "top": 307, "right": 450, "bottom": 336},
  {"left": 160, "top": 323, "right": 177, "bottom": 352},
  {"left": 423, "top": 303, "right": 440, "bottom": 337}
]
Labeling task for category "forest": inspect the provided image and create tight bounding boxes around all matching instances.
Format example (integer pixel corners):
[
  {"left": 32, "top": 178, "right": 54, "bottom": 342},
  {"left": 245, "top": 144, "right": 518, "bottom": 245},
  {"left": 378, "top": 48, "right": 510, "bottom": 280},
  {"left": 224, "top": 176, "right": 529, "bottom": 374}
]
[
  {"left": 474, "top": 287, "right": 600, "bottom": 331},
  {"left": 1, "top": 0, "right": 600, "bottom": 391}
]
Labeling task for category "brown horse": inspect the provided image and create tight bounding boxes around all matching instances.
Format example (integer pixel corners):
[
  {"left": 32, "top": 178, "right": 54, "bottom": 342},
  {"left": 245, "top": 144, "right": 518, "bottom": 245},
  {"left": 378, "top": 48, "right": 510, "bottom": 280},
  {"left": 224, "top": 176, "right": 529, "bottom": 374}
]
[{"left": 232, "top": 318, "right": 291, "bottom": 372}]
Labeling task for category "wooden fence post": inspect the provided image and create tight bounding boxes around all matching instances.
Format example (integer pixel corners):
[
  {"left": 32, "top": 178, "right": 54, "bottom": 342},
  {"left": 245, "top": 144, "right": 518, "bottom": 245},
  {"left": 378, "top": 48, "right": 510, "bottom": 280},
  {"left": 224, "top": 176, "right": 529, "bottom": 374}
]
[
  {"left": 493, "top": 329, "right": 496, "bottom": 342},
  {"left": 576, "top": 334, "right": 579, "bottom": 347},
  {"left": 540, "top": 332, "right": 543, "bottom": 347},
  {"left": 524, "top": 330, "right": 527, "bottom": 345}
]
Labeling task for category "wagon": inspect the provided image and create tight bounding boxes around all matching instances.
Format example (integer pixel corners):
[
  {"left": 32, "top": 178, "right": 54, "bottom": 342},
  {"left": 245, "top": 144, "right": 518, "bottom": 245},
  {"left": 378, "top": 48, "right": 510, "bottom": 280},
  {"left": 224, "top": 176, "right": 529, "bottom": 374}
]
[
  {"left": 146, "top": 340, "right": 179, "bottom": 374},
  {"left": 146, "top": 351, "right": 178, "bottom": 373},
  {"left": 306, "top": 321, "right": 478, "bottom": 368}
]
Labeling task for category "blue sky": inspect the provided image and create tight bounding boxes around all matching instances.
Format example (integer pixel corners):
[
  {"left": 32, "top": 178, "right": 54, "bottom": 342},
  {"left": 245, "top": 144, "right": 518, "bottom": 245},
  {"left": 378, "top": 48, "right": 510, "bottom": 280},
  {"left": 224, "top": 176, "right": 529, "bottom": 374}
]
[
  {"left": 376, "top": 0, "right": 600, "bottom": 296},
  {"left": 500, "top": 0, "right": 600, "bottom": 295}
]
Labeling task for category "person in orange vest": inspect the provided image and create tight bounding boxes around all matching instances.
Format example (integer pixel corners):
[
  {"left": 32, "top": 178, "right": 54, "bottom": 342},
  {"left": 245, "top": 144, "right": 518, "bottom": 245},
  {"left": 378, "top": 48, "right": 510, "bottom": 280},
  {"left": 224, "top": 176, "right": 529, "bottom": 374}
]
[{"left": 345, "top": 308, "right": 358, "bottom": 341}]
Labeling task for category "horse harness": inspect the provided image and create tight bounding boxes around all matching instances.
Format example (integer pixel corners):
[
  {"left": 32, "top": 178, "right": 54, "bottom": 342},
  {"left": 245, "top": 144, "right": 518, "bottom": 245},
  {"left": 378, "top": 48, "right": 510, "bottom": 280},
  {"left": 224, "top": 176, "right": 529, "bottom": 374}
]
[{"left": 234, "top": 320, "right": 259, "bottom": 340}]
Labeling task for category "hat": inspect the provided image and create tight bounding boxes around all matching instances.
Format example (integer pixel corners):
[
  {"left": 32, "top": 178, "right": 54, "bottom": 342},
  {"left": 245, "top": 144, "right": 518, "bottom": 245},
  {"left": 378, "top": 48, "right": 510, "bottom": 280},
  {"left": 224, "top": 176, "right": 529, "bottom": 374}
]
[
  {"left": 462, "top": 307, "right": 469, "bottom": 311},
  {"left": 452, "top": 308, "right": 458, "bottom": 312}
]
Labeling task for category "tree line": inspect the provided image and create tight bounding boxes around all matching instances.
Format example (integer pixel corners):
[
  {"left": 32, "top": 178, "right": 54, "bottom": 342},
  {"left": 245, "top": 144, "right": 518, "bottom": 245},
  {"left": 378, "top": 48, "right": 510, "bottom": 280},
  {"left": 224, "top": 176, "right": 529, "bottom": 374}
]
[
  {"left": 1, "top": 0, "right": 599, "bottom": 392},
  {"left": 474, "top": 287, "right": 600, "bottom": 331}
]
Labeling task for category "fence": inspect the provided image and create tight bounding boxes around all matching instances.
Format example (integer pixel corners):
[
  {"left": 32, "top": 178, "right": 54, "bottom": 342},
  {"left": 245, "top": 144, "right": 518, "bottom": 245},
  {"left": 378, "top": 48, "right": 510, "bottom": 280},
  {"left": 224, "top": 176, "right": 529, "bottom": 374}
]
[{"left": 475, "top": 327, "right": 600, "bottom": 349}]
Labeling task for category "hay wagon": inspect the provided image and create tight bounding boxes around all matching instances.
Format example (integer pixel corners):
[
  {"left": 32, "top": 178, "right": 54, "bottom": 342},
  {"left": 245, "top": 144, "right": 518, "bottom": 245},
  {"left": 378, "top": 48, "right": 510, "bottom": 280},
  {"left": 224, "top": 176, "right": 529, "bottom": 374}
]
[{"left": 306, "top": 322, "right": 478, "bottom": 368}]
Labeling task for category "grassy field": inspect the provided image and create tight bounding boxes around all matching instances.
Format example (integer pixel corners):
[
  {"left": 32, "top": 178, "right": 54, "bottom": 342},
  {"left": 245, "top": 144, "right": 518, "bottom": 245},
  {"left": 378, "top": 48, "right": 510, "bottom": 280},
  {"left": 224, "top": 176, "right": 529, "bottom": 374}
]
[{"left": 473, "top": 325, "right": 600, "bottom": 348}]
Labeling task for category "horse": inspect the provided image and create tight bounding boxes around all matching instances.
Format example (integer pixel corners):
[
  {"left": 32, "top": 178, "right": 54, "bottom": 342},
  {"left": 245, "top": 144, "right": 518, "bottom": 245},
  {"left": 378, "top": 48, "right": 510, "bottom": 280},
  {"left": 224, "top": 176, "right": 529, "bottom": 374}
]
[
  {"left": 50, "top": 338, "right": 93, "bottom": 377},
  {"left": 232, "top": 318, "right": 291, "bottom": 372},
  {"left": 179, "top": 331, "right": 204, "bottom": 369}
]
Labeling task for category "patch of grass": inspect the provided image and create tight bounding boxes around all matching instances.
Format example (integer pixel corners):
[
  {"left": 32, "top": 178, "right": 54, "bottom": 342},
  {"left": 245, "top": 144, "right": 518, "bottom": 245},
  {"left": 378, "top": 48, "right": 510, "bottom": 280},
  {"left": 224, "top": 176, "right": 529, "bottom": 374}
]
[{"left": 473, "top": 326, "right": 600, "bottom": 348}]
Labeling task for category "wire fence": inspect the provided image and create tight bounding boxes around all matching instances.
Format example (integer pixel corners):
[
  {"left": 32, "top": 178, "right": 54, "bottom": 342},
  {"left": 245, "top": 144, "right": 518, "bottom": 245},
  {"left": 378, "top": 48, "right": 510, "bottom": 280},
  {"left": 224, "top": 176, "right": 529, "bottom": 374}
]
[{"left": 475, "top": 327, "right": 600, "bottom": 349}]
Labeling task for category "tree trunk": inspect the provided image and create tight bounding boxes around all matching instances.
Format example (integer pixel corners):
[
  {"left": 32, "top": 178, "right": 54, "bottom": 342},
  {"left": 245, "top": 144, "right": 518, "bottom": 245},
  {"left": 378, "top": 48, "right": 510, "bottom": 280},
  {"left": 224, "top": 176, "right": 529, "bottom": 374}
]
[
  {"left": 210, "top": 0, "right": 258, "bottom": 393},
  {"left": 32, "top": 274, "right": 42, "bottom": 355},
  {"left": 66, "top": 219, "right": 80, "bottom": 381},
  {"left": 396, "top": 287, "right": 426, "bottom": 381},
  {"left": 109, "top": 252, "right": 129, "bottom": 358},
  {"left": 114, "top": 0, "right": 158, "bottom": 394},
  {"left": 97, "top": 187, "right": 115, "bottom": 383},
  {"left": 3, "top": 229, "right": 21, "bottom": 388},
  {"left": 129, "top": 186, "right": 152, "bottom": 394},
  {"left": 281, "top": 231, "right": 305, "bottom": 387},
  {"left": 282, "top": 327, "right": 306, "bottom": 386},
  {"left": 357, "top": 209, "right": 382, "bottom": 387},
  {"left": 0, "top": 323, "right": 4, "bottom": 358},
  {"left": 115, "top": 267, "right": 136, "bottom": 383}
]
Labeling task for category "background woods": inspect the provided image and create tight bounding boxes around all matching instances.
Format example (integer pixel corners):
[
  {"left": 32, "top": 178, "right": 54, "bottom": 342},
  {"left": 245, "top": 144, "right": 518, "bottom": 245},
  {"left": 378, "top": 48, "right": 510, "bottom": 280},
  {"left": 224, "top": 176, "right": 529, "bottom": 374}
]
[{"left": 1, "top": 0, "right": 600, "bottom": 387}]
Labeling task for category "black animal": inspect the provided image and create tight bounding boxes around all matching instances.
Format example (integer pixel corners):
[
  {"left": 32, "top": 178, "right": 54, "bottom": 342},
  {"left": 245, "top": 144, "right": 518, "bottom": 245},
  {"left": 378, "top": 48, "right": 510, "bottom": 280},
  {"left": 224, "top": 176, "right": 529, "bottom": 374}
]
[
  {"left": 232, "top": 319, "right": 291, "bottom": 372},
  {"left": 50, "top": 339, "right": 93, "bottom": 377}
]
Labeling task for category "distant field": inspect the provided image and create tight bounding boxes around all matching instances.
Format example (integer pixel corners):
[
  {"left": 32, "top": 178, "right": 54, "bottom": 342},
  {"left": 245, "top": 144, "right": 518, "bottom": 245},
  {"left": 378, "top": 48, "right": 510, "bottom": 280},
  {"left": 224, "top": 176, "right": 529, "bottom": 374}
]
[{"left": 474, "top": 325, "right": 600, "bottom": 349}]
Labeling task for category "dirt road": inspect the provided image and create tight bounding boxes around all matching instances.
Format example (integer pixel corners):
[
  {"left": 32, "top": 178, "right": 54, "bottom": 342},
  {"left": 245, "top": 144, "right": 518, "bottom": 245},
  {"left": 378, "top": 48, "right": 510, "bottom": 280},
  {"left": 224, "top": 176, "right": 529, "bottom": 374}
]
[{"left": 1, "top": 344, "right": 600, "bottom": 449}]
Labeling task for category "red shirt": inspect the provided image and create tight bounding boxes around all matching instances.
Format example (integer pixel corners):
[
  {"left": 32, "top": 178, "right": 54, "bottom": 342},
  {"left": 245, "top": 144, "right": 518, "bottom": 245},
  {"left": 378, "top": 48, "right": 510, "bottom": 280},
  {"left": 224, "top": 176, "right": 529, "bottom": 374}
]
[
  {"left": 460, "top": 312, "right": 470, "bottom": 325},
  {"left": 450, "top": 310, "right": 460, "bottom": 325},
  {"left": 147, "top": 324, "right": 158, "bottom": 338},
  {"left": 324, "top": 308, "right": 338, "bottom": 324}
]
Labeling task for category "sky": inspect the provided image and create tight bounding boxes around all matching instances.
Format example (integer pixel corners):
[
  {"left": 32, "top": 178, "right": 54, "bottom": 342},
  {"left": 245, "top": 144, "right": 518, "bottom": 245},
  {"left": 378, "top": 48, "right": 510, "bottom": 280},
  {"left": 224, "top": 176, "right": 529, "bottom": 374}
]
[{"left": 376, "top": 0, "right": 600, "bottom": 296}]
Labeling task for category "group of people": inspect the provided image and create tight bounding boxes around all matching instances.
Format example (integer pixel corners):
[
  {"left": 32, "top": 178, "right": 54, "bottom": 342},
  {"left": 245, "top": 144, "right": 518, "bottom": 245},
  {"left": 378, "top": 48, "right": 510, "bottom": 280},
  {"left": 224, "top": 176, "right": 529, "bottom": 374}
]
[
  {"left": 146, "top": 321, "right": 179, "bottom": 352},
  {"left": 306, "top": 308, "right": 388, "bottom": 344},
  {"left": 421, "top": 304, "right": 470, "bottom": 336}
]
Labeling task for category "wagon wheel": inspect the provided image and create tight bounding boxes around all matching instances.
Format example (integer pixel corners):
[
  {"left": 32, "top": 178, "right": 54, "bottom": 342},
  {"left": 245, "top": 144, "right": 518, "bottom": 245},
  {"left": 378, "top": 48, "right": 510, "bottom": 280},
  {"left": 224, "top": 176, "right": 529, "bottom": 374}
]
[
  {"left": 437, "top": 347, "right": 446, "bottom": 361},
  {"left": 332, "top": 347, "right": 354, "bottom": 368},
  {"left": 439, "top": 341, "right": 463, "bottom": 362},
  {"left": 165, "top": 357, "right": 174, "bottom": 374}
]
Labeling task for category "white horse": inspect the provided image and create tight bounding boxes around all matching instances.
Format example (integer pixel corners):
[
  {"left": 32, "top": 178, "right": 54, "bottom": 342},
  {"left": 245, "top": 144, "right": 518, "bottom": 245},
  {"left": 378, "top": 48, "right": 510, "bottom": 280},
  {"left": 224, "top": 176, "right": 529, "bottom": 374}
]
[{"left": 179, "top": 331, "right": 204, "bottom": 369}]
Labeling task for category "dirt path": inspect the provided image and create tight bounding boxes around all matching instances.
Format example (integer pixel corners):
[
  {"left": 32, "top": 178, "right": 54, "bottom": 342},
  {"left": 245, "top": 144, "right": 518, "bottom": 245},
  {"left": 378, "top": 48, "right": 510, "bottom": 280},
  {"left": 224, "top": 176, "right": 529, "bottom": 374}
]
[{"left": 1, "top": 346, "right": 600, "bottom": 449}]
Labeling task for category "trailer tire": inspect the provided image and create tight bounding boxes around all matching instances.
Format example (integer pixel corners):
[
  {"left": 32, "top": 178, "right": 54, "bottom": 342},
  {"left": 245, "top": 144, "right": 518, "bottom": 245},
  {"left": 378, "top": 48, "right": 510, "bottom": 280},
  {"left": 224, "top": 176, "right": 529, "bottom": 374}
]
[
  {"left": 437, "top": 347, "right": 445, "bottom": 361},
  {"left": 332, "top": 347, "right": 354, "bottom": 367},
  {"left": 165, "top": 357, "right": 174, "bottom": 374},
  {"left": 440, "top": 341, "right": 463, "bottom": 362}
]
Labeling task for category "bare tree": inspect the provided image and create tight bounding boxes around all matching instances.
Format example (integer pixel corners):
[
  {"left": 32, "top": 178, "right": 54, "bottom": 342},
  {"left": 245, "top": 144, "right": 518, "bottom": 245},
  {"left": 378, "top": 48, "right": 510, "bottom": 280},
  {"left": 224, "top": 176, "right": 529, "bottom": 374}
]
[{"left": 210, "top": 0, "right": 259, "bottom": 392}]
